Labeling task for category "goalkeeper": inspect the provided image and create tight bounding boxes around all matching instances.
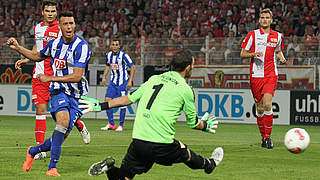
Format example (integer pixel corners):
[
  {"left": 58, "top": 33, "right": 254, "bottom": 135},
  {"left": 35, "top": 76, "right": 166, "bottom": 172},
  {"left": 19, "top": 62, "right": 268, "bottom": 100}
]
[{"left": 80, "top": 49, "right": 224, "bottom": 179}]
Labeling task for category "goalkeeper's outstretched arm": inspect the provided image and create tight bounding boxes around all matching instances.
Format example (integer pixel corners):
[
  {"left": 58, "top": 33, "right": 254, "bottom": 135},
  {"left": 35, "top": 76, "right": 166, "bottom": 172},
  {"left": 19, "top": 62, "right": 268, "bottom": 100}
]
[
  {"left": 79, "top": 96, "right": 133, "bottom": 114},
  {"left": 100, "top": 96, "right": 133, "bottom": 110}
]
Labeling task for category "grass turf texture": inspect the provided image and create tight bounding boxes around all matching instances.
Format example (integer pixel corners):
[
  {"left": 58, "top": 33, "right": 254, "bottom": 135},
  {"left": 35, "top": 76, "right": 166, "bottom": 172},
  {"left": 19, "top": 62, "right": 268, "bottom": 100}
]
[{"left": 0, "top": 115, "right": 319, "bottom": 180}]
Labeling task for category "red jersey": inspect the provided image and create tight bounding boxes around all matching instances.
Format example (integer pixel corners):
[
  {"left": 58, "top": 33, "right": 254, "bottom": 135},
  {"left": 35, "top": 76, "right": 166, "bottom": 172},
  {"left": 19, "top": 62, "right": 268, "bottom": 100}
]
[
  {"left": 33, "top": 19, "right": 61, "bottom": 78},
  {"left": 241, "top": 28, "right": 284, "bottom": 78}
]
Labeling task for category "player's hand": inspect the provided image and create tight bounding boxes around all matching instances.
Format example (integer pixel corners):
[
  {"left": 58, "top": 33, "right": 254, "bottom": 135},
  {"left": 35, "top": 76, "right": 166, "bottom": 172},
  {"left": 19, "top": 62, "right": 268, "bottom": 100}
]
[
  {"left": 280, "top": 58, "right": 286, "bottom": 64},
  {"left": 126, "top": 81, "right": 132, "bottom": 90},
  {"left": 101, "top": 78, "right": 106, "bottom": 86},
  {"left": 201, "top": 112, "right": 218, "bottom": 133},
  {"left": 78, "top": 96, "right": 102, "bottom": 114},
  {"left": 15, "top": 58, "right": 30, "bottom": 69},
  {"left": 253, "top": 52, "right": 263, "bottom": 57},
  {"left": 7, "top": 37, "right": 20, "bottom": 51},
  {"left": 36, "top": 74, "right": 51, "bottom": 82}
]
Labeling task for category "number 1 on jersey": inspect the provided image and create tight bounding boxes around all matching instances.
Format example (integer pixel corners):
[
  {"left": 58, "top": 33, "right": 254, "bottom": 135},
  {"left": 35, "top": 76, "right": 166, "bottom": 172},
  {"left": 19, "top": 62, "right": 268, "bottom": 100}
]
[{"left": 146, "top": 84, "right": 164, "bottom": 110}]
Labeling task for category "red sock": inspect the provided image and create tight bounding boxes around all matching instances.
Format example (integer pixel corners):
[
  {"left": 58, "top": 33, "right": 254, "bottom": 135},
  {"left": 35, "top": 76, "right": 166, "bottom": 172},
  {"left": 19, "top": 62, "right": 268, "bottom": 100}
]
[
  {"left": 264, "top": 111, "right": 273, "bottom": 138},
  {"left": 256, "top": 115, "right": 265, "bottom": 138},
  {"left": 35, "top": 115, "right": 46, "bottom": 145},
  {"left": 75, "top": 120, "right": 84, "bottom": 131}
]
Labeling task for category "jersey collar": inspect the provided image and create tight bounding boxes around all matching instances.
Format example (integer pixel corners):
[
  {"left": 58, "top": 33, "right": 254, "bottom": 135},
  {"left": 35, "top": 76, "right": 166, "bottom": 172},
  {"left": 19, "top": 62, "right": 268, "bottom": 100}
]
[
  {"left": 259, "top": 27, "right": 276, "bottom": 35},
  {"left": 40, "top": 19, "right": 58, "bottom": 27}
]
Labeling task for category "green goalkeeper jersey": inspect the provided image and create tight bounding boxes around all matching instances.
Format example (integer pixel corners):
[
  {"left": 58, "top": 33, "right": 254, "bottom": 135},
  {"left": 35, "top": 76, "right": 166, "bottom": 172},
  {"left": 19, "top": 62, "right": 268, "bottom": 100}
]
[{"left": 128, "top": 71, "right": 200, "bottom": 143}]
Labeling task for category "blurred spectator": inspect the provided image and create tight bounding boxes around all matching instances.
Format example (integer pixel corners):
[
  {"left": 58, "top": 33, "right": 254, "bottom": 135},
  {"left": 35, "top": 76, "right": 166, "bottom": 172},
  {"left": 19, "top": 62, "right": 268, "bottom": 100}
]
[
  {"left": 287, "top": 34, "right": 302, "bottom": 56},
  {"left": 286, "top": 48, "right": 299, "bottom": 65}
]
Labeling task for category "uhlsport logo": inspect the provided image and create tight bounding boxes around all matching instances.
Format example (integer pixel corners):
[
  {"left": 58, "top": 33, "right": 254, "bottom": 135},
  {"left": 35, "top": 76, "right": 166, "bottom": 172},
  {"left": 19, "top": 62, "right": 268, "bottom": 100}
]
[{"left": 290, "top": 91, "right": 320, "bottom": 125}]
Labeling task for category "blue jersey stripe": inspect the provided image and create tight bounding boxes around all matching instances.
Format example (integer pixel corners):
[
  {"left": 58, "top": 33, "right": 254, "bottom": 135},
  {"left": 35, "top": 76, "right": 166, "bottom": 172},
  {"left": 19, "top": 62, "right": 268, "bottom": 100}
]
[{"left": 42, "top": 35, "right": 90, "bottom": 98}]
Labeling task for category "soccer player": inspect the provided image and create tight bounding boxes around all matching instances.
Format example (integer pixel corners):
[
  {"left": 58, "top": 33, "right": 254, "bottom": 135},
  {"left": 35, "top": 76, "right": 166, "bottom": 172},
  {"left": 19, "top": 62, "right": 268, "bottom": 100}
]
[
  {"left": 15, "top": 1, "right": 90, "bottom": 159},
  {"left": 80, "top": 50, "right": 224, "bottom": 179},
  {"left": 100, "top": 39, "right": 135, "bottom": 131},
  {"left": 240, "top": 8, "right": 286, "bottom": 149},
  {"left": 8, "top": 11, "right": 91, "bottom": 176}
]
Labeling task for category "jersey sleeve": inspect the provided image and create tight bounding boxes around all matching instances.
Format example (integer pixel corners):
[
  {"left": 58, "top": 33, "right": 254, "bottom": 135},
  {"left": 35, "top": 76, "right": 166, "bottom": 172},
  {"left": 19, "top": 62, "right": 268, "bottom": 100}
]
[
  {"left": 123, "top": 53, "right": 134, "bottom": 67},
  {"left": 74, "top": 42, "right": 90, "bottom": 68},
  {"left": 241, "top": 31, "right": 254, "bottom": 51},
  {"left": 182, "top": 85, "right": 200, "bottom": 129},
  {"left": 128, "top": 81, "right": 147, "bottom": 103},
  {"left": 276, "top": 33, "right": 285, "bottom": 52},
  {"left": 39, "top": 39, "right": 53, "bottom": 57}
]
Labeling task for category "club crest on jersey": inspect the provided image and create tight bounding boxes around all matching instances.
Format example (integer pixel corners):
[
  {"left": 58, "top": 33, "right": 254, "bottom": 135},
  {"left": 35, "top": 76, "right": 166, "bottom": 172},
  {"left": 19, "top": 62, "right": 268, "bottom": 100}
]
[
  {"left": 49, "top": 32, "right": 58, "bottom": 37},
  {"left": 110, "top": 63, "right": 119, "bottom": 70},
  {"left": 54, "top": 58, "right": 67, "bottom": 70},
  {"left": 270, "top": 38, "right": 278, "bottom": 43}
]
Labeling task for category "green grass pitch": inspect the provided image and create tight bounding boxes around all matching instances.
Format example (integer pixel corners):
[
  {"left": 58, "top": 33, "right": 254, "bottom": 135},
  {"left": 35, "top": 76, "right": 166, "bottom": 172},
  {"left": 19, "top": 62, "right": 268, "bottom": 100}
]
[{"left": 0, "top": 116, "right": 319, "bottom": 180}]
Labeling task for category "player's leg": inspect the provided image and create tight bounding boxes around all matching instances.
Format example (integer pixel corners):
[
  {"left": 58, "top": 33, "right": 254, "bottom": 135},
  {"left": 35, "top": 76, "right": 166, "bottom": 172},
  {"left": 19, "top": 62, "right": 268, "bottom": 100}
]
[
  {"left": 261, "top": 77, "right": 278, "bottom": 149},
  {"left": 102, "top": 84, "right": 117, "bottom": 130},
  {"left": 117, "top": 88, "right": 128, "bottom": 131},
  {"left": 32, "top": 81, "right": 50, "bottom": 160},
  {"left": 168, "top": 140, "right": 223, "bottom": 174},
  {"left": 250, "top": 78, "right": 266, "bottom": 147},
  {"left": 262, "top": 93, "right": 274, "bottom": 148}
]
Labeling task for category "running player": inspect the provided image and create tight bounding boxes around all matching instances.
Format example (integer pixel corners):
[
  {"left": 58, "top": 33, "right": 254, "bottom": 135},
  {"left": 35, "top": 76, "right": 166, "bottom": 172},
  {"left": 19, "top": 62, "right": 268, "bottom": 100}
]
[
  {"left": 8, "top": 11, "right": 91, "bottom": 176},
  {"left": 240, "top": 8, "right": 286, "bottom": 149},
  {"left": 15, "top": 1, "right": 90, "bottom": 159}
]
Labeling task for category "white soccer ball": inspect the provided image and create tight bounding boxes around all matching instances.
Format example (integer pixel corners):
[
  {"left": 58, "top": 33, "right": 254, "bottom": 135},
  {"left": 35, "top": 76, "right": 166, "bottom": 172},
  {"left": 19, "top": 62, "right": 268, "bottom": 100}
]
[{"left": 284, "top": 128, "right": 310, "bottom": 153}]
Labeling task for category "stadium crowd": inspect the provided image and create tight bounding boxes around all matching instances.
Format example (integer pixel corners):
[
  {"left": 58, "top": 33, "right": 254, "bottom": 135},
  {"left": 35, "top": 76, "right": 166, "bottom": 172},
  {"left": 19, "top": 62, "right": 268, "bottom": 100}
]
[{"left": 0, "top": 0, "right": 319, "bottom": 65}]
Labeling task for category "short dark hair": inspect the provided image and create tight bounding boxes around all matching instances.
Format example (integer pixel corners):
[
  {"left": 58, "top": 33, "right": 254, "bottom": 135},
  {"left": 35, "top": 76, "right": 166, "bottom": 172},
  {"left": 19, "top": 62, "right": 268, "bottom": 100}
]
[
  {"left": 170, "top": 49, "right": 193, "bottom": 72},
  {"left": 59, "top": 11, "right": 73, "bottom": 19},
  {"left": 42, "top": 0, "right": 57, "bottom": 10}
]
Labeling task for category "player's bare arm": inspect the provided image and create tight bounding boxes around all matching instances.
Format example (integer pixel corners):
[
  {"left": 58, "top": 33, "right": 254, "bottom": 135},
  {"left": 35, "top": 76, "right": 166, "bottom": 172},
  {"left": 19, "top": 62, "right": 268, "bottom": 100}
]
[
  {"left": 276, "top": 51, "right": 286, "bottom": 64},
  {"left": 37, "top": 67, "right": 84, "bottom": 83},
  {"left": 7, "top": 38, "right": 43, "bottom": 62},
  {"left": 127, "top": 65, "right": 136, "bottom": 89},
  {"left": 240, "top": 48, "right": 263, "bottom": 58},
  {"left": 15, "top": 45, "right": 38, "bottom": 69},
  {"left": 102, "top": 65, "right": 110, "bottom": 86}
]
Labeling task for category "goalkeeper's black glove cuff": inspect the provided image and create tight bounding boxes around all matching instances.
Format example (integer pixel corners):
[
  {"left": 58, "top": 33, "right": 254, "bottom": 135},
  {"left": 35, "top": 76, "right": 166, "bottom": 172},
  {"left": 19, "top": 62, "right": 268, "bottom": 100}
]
[
  {"left": 99, "top": 102, "right": 110, "bottom": 110},
  {"left": 201, "top": 120, "right": 208, "bottom": 131}
]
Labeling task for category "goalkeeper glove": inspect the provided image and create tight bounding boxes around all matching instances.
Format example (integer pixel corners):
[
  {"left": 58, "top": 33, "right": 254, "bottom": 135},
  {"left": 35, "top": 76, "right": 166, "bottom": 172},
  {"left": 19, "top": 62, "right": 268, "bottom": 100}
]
[
  {"left": 201, "top": 112, "right": 218, "bottom": 133},
  {"left": 79, "top": 96, "right": 102, "bottom": 114}
]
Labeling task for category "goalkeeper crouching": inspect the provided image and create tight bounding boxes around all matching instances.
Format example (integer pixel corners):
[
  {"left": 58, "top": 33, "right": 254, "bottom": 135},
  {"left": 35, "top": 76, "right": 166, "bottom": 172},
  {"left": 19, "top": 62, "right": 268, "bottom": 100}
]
[{"left": 79, "top": 49, "right": 224, "bottom": 180}]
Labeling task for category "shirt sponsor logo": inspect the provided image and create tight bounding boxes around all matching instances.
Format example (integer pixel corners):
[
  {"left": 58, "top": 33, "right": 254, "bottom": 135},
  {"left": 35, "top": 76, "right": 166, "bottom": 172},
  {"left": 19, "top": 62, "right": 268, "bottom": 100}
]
[
  {"left": 54, "top": 58, "right": 67, "bottom": 70},
  {"left": 270, "top": 38, "right": 278, "bottom": 43},
  {"left": 111, "top": 63, "right": 119, "bottom": 70},
  {"left": 49, "top": 32, "right": 58, "bottom": 37},
  {"left": 257, "top": 42, "right": 277, "bottom": 47}
]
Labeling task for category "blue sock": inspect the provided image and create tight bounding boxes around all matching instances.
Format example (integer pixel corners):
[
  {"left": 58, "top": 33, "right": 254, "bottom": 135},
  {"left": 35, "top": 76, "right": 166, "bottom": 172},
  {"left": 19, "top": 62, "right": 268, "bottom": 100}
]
[
  {"left": 29, "top": 137, "right": 52, "bottom": 156},
  {"left": 106, "top": 109, "right": 114, "bottom": 125},
  {"left": 49, "top": 130, "right": 65, "bottom": 170},
  {"left": 119, "top": 108, "right": 126, "bottom": 126}
]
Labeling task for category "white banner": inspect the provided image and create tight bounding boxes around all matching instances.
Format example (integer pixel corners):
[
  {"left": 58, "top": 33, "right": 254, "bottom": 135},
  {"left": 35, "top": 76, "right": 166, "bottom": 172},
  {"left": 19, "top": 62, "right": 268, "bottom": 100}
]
[
  {"left": 0, "top": 85, "right": 290, "bottom": 125},
  {"left": 190, "top": 65, "right": 315, "bottom": 89}
]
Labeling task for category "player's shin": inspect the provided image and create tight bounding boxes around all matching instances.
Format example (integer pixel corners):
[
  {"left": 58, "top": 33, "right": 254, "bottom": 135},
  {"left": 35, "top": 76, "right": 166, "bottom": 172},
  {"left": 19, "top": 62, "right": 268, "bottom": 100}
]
[
  {"left": 49, "top": 125, "right": 67, "bottom": 169},
  {"left": 264, "top": 110, "right": 273, "bottom": 138},
  {"left": 29, "top": 137, "right": 52, "bottom": 156},
  {"left": 256, "top": 112, "right": 265, "bottom": 138},
  {"left": 35, "top": 115, "right": 47, "bottom": 145},
  {"left": 106, "top": 109, "right": 115, "bottom": 125},
  {"left": 184, "top": 149, "right": 213, "bottom": 172},
  {"left": 74, "top": 119, "right": 84, "bottom": 131},
  {"left": 119, "top": 108, "right": 126, "bottom": 127}
]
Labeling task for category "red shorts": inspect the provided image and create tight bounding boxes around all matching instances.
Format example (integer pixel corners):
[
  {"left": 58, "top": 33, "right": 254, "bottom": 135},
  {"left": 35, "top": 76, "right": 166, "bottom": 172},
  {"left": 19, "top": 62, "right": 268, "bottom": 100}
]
[
  {"left": 250, "top": 76, "right": 278, "bottom": 103},
  {"left": 32, "top": 78, "right": 50, "bottom": 106}
]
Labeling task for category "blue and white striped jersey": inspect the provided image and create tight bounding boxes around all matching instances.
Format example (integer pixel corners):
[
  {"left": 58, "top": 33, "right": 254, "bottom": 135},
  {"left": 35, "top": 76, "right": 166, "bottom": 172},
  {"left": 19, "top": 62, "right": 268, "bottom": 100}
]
[
  {"left": 106, "top": 50, "right": 134, "bottom": 86},
  {"left": 40, "top": 35, "right": 90, "bottom": 98}
]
